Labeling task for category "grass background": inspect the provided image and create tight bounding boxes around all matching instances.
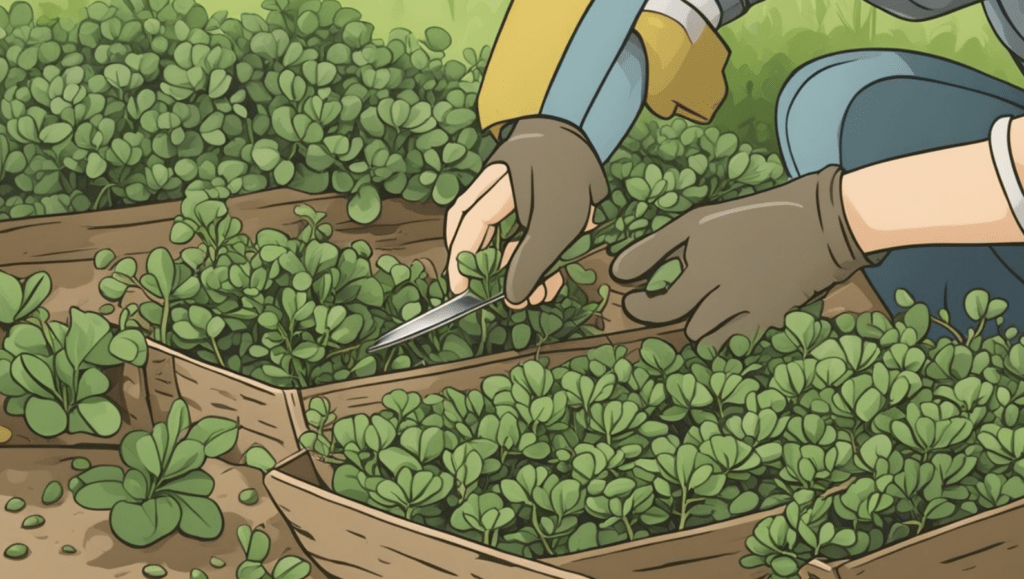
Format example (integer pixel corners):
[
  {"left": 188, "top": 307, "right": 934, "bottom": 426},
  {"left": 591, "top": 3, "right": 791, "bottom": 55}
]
[{"left": 8, "top": 0, "right": 1024, "bottom": 153}]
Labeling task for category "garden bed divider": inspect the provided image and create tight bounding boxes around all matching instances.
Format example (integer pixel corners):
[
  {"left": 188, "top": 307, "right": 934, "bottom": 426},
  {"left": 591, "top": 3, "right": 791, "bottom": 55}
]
[
  {"left": 142, "top": 321, "right": 691, "bottom": 464},
  {"left": 798, "top": 495, "right": 1024, "bottom": 579},
  {"left": 266, "top": 451, "right": 851, "bottom": 579},
  {"left": 265, "top": 449, "right": 780, "bottom": 579}
]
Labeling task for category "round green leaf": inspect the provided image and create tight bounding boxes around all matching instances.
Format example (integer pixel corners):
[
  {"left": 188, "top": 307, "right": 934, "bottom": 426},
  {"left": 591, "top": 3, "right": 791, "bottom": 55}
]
[
  {"left": 964, "top": 289, "right": 990, "bottom": 321},
  {"left": 4, "top": 543, "right": 28, "bottom": 559},
  {"left": 110, "top": 497, "right": 182, "bottom": 547},
  {"left": 423, "top": 27, "right": 452, "bottom": 52},
  {"left": 42, "top": 481, "right": 64, "bottom": 505},
  {"left": 272, "top": 556, "right": 312, "bottom": 579},
  {"left": 94, "top": 249, "right": 116, "bottom": 270},
  {"left": 22, "top": 515, "right": 45, "bottom": 529},
  {"left": 75, "top": 398, "right": 122, "bottom": 437},
  {"left": 894, "top": 288, "right": 914, "bottom": 309},
  {"left": 274, "top": 160, "right": 295, "bottom": 185},
  {"left": 646, "top": 259, "right": 682, "bottom": 293},
  {"left": 25, "top": 397, "right": 68, "bottom": 437},
  {"left": 348, "top": 186, "right": 381, "bottom": 224},
  {"left": 238, "top": 489, "right": 258, "bottom": 505},
  {"left": 431, "top": 173, "right": 460, "bottom": 205},
  {"left": 86, "top": 152, "right": 108, "bottom": 179}
]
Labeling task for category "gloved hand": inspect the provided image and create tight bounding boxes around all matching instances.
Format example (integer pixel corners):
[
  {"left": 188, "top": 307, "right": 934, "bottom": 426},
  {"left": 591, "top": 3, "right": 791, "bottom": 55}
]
[
  {"left": 610, "top": 165, "right": 878, "bottom": 348},
  {"left": 445, "top": 117, "right": 607, "bottom": 306}
]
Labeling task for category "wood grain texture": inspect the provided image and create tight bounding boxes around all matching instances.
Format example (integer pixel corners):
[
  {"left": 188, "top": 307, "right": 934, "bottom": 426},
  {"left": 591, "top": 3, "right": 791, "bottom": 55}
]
[
  {"left": 143, "top": 343, "right": 180, "bottom": 423},
  {"left": 266, "top": 451, "right": 781, "bottom": 579},
  {"left": 800, "top": 497, "right": 1024, "bottom": 579},
  {"left": 266, "top": 451, "right": 598, "bottom": 579},
  {"left": 543, "top": 483, "right": 852, "bottom": 579},
  {"left": 147, "top": 323, "right": 689, "bottom": 463},
  {"left": 147, "top": 340, "right": 307, "bottom": 463},
  {"left": 541, "top": 507, "right": 775, "bottom": 579},
  {"left": 310, "top": 322, "right": 691, "bottom": 420}
]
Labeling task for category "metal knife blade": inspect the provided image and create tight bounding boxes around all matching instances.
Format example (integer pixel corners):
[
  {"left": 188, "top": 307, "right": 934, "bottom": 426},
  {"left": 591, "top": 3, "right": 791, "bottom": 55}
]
[{"left": 367, "top": 292, "right": 506, "bottom": 353}]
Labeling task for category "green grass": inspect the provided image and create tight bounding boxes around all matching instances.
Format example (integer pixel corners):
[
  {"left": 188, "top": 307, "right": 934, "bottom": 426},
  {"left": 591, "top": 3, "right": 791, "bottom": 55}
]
[{"left": 7, "top": 0, "right": 1023, "bottom": 152}]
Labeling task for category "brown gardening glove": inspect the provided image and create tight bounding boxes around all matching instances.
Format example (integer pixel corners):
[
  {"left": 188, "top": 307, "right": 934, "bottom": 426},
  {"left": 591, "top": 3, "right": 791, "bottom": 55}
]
[
  {"left": 611, "top": 165, "right": 877, "bottom": 349},
  {"left": 446, "top": 116, "right": 607, "bottom": 306}
]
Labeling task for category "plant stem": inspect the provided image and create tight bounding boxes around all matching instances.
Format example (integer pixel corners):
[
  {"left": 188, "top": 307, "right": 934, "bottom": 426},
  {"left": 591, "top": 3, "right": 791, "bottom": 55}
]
[
  {"left": 327, "top": 344, "right": 361, "bottom": 359},
  {"left": 91, "top": 184, "right": 115, "bottom": 211},
  {"left": 530, "top": 506, "right": 554, "bottom": 556},
  {"left": 623, "top": 517, "right": 635, "bottom": 541},
  {"left": 930, "top": 316, "right": 964, "bottom": 343},
  {"left": 679, "top": 491, "right": 689, "bottom": 531},
  {"left": 534, "top": 334, "right": 548, "bottom": 361},
  {"left": 160, "top": 297, "right": 171, "bottom": 343},
  {"left": 209, "top": 335, "right": 226, "bottom": 367},
  {"left": 476, "top": 310, "right": 488, "bottom": 357}
]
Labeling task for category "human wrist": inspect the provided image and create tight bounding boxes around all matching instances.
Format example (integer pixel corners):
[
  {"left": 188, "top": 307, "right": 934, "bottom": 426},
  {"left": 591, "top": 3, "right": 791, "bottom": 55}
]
[
  {"left": 815, "top": 166, "right": 876, "bottom": 274},
  {"left": 498, "top": 116, "right": 589, "bottom": 146}
]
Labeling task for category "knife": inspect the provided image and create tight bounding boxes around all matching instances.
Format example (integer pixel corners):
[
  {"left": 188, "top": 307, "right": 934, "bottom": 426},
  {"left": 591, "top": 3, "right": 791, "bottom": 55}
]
[
  {"left": 368, "top": 232, "right": 598, "bottom": 354},
  {"left": 367, "top": 291, "right": 507, "bottom": 353}
]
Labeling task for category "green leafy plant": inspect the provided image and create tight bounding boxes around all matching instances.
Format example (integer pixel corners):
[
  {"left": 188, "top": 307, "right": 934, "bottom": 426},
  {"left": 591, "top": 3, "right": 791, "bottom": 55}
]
[
  {"left": 236, "top": 524, "right": 312, "bottom": 579},
  {"left": 742, "top": 288, "right": 1024, "bottom": 578},
  {"left": 303, "top": 336, "right": 804, "bottom": 559},
  {"left": 95, "top": 192, "right": 608, "bottom": 389},
  {"left": 0, "top": 0, "right": 793, "bottom": 247},
  {"left": 0, "top": 270, "right": 149, "bottom": 438},
  {"left": 0, "top": 270, "right": 51, "bottom": 328},
  {"left": 71, "top": 398, "right": 239, "bottom": 547},
  {"left": 297, "top": 287, "right": 1024, "bottom": 575}
]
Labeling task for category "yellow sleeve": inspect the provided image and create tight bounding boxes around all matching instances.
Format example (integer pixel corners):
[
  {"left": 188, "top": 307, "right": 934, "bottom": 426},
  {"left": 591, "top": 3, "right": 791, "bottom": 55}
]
[{"left": 634, "top": 7, "right": 731, "bottom": 123}]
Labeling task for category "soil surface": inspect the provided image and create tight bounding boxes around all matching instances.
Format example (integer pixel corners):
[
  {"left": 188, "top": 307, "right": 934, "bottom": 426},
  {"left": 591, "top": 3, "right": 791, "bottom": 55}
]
[{"left": 0, "top": 447, "right": 328, "bottom": 579}]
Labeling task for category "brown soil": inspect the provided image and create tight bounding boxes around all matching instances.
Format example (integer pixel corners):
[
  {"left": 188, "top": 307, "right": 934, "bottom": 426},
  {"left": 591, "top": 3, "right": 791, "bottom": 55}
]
[{"left": 0, "top": 447, "right": 327, "bottom": 579}]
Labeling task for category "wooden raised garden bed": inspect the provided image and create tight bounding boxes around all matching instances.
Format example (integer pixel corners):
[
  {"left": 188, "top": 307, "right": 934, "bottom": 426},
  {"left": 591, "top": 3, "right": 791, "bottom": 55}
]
[
  {"left": 799, "top": 496, "right": 1024, "bottom": 579},
  {"left": 259, "top": 344, "right": 855, "bottom": 579},
  {"left": 266, "top": 449, "right": 778, "bottom": 579},
  {"left": 143, "top": 319, "right": 690, "bottom": 464}
]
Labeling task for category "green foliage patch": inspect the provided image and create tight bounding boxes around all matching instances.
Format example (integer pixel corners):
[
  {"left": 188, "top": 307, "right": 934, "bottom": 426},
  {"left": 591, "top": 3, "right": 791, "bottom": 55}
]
[
  {"left": 300, "top": 288, "right": 1024, "bottom": 576},
  {"left": 93, "top": 188, "right": 609, "bottom": 388},
  {"left": 0, "top": 0, "right": 787, "bottom": 227},
  {"left": 70, "top": 398, "right": 240, "bottom": 547},
  {"left": 0, "top": 0, "right": 496, "bottom": 222},
  {"left": 0, "top": 270, "right": 149, "bottom": 438},
  {"left": 236, "top": 523, "right": 313, "bottom": 579}
]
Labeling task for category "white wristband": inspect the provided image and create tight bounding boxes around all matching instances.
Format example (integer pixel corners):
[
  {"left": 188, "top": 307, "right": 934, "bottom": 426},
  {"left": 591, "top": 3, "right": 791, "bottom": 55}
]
[{"left": 989, "top": 116, "right": 1024, "bottom": 233}]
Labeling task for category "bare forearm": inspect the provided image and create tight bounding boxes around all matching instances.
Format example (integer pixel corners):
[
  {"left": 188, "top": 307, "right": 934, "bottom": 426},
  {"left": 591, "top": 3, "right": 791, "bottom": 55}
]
[{"left": 841, "top": 117, "right": 1024, "bottom": 253}]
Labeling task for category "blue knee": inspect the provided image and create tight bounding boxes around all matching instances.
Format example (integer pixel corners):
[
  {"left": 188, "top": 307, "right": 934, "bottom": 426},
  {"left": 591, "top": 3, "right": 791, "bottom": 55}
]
[
  {"left": 776, "top": 50, "right": 917, "bottom": 177},
  {"left": 776, "top": 49, "right": 1024, "bottom": 178}
]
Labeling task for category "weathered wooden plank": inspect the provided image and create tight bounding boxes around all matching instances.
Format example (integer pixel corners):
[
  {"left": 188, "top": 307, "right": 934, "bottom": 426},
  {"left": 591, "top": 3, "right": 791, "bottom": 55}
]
[
  {"left": 266, "top": 451, "right": 598, "bottom": 579},
  {"left": 800, "top": 498, "right": 1024, "bottom": 579}
]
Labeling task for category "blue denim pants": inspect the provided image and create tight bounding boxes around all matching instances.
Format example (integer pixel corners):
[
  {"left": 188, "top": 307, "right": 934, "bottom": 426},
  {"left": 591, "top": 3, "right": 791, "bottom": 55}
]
[{"left": 776, "top": 50, "right": 1024, "bottom": 339}]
